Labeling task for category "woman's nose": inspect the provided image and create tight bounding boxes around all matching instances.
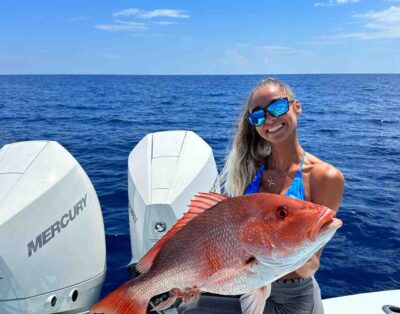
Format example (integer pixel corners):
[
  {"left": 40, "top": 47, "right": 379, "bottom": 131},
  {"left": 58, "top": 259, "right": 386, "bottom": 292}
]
[{"left": 264, "top": 114, "right": 277, "bottom": 126}]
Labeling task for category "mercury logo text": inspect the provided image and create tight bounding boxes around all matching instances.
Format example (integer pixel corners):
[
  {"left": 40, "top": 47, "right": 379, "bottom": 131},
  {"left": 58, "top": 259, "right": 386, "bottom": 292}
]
[{"left": 27, "top": 194, "right": 88, "bottom": 257}]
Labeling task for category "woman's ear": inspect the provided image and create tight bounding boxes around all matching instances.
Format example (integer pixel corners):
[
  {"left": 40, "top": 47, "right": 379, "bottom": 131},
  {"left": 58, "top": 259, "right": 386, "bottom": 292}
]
[{"left": 293, "top": 99, "right": 302, "bottom": 116}]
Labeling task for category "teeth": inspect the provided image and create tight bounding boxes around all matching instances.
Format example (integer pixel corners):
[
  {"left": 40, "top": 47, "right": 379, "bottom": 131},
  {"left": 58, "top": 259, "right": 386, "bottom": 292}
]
[{"left": 268, "top": 124, "right": 283, "bottom": 133}]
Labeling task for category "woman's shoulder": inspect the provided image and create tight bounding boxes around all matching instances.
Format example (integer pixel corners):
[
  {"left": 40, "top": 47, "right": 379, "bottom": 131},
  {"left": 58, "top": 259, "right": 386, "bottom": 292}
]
[
  {"left": 306, "top": 153, "right": 344, "bottom": 181},
  {"left": 305, "top": 152, "right": 345, "bottom": 210}
]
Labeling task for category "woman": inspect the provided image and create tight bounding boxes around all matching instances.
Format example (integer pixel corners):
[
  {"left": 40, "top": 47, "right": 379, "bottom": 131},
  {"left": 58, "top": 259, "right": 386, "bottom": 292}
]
[{"left": 179, "top": 77, "right": 344, "bottom": 314}]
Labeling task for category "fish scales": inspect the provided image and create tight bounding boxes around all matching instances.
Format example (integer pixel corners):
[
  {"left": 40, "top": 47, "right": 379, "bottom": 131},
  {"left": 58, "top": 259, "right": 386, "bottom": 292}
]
[{"left": 139, "top": 198, "right": 248, "bottom": 294}]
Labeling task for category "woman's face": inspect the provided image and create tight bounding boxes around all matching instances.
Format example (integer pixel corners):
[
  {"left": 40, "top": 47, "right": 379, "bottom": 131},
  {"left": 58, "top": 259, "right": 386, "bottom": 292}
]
[{"left": 248, "top": 84, "right": 301, "bottom": 144}]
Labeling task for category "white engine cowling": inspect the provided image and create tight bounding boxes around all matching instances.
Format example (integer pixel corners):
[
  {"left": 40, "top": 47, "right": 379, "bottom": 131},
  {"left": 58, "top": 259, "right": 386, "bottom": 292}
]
[
  {"left": 128, "top": 130, "right": 220, "bottom": 266},
  {"left": 0, "top": 141, "right": 106, "bottom": 314}
]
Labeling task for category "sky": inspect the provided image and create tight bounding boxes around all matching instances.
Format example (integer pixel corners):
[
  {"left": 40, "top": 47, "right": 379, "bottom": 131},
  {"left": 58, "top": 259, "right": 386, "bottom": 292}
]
[{"left": 1, "top": 0, "right": 400, "bottom": 74}]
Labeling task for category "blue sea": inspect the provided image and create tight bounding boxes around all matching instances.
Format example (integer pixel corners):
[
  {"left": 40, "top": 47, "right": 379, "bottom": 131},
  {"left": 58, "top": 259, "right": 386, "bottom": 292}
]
[{"left": 0, "top": 75, "right": 399, "bottom": 300}]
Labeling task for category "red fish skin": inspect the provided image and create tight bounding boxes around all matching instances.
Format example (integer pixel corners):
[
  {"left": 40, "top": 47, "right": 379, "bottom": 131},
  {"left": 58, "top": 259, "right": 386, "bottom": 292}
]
[{"left": 91, "top": 193, "right": 341, "bottom": 314}]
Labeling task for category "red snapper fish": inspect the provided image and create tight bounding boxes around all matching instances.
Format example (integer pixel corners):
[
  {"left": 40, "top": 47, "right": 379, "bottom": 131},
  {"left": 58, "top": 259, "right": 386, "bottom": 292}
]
[{"left": 91, "top": 192, "right": 342, "bottom": 314}]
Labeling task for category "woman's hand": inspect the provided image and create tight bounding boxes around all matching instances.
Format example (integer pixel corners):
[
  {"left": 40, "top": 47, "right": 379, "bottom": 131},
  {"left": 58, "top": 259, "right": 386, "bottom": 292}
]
[{"left": 296, "top": 251, "right": 321, "bottom": 278}]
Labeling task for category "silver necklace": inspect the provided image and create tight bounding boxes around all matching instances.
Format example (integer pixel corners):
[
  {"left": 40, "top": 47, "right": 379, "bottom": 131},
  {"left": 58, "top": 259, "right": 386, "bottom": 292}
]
[{"left": 265, "top": 154, "right": 299, "bottom": 187}]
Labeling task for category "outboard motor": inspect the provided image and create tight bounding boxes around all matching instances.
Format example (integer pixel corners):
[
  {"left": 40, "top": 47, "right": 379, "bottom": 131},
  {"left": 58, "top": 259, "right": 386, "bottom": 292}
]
[
  {"left": 0, "top": 141, "right": 106, "bottom": 314},
  {"left": 128, "top": 130, "right": 219, "bottom": 268}
]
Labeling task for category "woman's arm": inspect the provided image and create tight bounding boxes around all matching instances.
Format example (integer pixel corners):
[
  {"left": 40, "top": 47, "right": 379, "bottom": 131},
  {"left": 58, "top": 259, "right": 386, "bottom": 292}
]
[{"left": 296, "top": 163, "right": 344, "bottom": 278}]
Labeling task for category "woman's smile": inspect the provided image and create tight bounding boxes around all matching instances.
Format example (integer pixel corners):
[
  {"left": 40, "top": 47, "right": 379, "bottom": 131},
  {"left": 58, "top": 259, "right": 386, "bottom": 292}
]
[{"left": 266, "top": 122, "right": 285, "bottom": 133}]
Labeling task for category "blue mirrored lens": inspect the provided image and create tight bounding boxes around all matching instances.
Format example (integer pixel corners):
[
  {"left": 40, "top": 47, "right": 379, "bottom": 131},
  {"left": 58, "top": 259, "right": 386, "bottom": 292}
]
[
  {"left": 248, "top": 110, "right": 266, "bottom": 127},
  {"left": 268, "top": 98, "right": 289, "bottom": 117}
]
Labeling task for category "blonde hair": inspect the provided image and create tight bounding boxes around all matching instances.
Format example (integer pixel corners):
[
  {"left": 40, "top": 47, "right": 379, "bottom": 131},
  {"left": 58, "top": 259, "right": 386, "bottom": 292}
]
[{"left": 219, "top": 77, "right": 297, "bottom": 196}]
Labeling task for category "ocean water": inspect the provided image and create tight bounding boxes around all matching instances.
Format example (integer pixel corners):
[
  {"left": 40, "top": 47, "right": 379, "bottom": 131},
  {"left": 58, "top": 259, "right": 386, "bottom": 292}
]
[{"left": 0, "top": 74, "right": 399, "bottom": 300}]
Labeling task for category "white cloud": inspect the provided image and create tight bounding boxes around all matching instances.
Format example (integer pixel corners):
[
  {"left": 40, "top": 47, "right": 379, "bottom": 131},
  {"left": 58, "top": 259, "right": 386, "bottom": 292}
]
[
  {"left": 112, "top": 8, "right": 189, "bottom": 19},
  {"left": 315, "top": 0, "right": 360, "bottom": 7},
  {"left": 97, "top": 8, "right": 188, "bottom": 32},
  {"left": 95, "top": 21, "right": 147, "bottom": 32},
  {"left": 355, "top": 6, "right": 400, "bottom": 25},
  {"left": 140, "top": 9, "right": 189, "bottom": 19},
  {"left": 112, "top": 9, "right": 141, "bottom": 18},
  {"left": 153, "top": 21, "right": 177, "bottom": 25},
  {"left": 320, "top": 6, "right": 400, "bottom": 39}
]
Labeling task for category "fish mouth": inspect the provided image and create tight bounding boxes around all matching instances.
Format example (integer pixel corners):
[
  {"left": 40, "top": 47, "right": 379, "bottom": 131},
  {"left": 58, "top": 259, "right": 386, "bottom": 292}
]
[{"left": 309, "top": 209, "right": 343, "bottom": 241}]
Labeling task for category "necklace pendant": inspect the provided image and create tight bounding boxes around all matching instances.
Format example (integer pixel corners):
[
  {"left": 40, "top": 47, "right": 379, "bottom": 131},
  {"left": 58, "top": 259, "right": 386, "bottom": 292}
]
[{"left": 267, "top": 176, "right": 276, "bottom": 187}]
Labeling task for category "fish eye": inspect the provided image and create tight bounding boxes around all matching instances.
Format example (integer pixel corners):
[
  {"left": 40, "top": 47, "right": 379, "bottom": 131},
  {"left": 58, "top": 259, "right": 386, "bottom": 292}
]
[{"left": 276, "top": 206, "right": 288, "bottom": 219}]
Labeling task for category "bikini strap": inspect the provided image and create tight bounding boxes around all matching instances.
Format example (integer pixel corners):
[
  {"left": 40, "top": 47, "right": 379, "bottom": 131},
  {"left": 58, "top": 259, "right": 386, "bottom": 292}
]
[{"left": 298, "top": 151, "right": 306, "bottom": 171}]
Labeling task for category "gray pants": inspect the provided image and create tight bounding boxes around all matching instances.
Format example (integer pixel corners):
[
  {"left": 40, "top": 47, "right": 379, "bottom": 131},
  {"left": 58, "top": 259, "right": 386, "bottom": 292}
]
[{"left": 178, "top": 277, "right": 324, "bottom": 314}]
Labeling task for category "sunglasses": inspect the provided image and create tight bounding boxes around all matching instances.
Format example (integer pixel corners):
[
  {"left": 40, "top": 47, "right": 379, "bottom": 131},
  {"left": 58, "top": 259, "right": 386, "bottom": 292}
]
[{"left": 247, "top": 97, "right": 293, "bottom": 127}]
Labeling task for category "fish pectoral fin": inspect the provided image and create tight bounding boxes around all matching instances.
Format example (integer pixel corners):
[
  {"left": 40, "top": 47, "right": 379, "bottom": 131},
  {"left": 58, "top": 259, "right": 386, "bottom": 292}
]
[
  {"left": 240, "top": 284, "right": 271, "bottom": 314},
  {"left": 202, "top": 267, "right": 239, "bottom": 287},
  {"left": 203, "top": 257, "right": 258, "bottom": 287}
]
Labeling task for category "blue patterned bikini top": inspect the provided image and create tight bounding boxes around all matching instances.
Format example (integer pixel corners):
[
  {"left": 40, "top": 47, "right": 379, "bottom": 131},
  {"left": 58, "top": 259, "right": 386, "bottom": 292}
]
[{"left": 244, "top": 152, "right": 306, "bottom": 201}]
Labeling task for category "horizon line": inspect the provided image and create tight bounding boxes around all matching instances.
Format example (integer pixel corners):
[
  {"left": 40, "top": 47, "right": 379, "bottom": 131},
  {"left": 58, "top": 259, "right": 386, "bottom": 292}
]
[{"left": 1, "top": 73, "right": 400, "bottom": 76}]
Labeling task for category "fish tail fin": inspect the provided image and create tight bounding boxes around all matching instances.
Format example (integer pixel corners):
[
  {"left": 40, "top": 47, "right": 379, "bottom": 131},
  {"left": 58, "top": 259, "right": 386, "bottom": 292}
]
[{"left": 91, "top": 282, "right": 148, "bottom": 314}]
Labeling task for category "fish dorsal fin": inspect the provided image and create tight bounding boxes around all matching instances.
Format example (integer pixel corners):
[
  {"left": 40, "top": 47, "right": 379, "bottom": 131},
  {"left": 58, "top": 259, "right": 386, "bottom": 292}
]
[{"left": 136, "top": 192, "right": 228, "bottom": 274}]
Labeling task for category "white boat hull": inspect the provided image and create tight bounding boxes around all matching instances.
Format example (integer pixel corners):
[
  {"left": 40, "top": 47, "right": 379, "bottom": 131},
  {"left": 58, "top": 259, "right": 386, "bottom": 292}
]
[{"left": 323, "top": 289, "right": 400, "bottom": 314}]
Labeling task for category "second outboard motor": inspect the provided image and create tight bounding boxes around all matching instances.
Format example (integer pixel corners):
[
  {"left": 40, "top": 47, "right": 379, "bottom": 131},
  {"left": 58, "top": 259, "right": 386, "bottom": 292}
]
[{"left": 128, "top": 130, "right": 219, "bottom": 268}]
